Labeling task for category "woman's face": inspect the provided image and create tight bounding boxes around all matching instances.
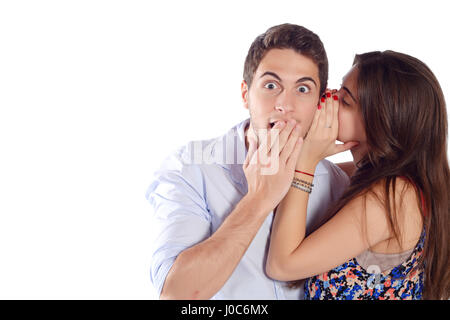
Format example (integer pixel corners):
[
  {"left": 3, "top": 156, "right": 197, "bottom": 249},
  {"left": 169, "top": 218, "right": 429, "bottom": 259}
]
[{"left": 336, "top": 66, "right": 368, "bottom": 161}]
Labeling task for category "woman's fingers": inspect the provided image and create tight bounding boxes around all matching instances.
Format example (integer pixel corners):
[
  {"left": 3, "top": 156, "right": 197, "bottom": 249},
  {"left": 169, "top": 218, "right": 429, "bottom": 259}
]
[
  {"left": 324, "top": 92, "right": 334, "bottom": 129},
  {"left": 308, "top": 100, "right": 323, "bottom": 135},
  {"left": 332, "top": 94, "right": 340, "bottom": 136},
  {"left": 334, "top": 141, "right": 360, "bottom": 154},
  {"left": 315, "top": 96, "right": 327, "bottom": 131}
]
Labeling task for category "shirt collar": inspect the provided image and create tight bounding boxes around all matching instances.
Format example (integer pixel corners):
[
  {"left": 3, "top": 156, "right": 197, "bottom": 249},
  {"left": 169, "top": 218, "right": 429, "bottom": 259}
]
[{"left": 211, "top": 118, "right": 250, "bottom": 190}]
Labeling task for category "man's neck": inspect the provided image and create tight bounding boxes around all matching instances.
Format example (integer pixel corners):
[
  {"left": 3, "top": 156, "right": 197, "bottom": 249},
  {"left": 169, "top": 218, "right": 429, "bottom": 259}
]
[{"left": 244, "top": 121, "right": 251, "bottom": 152}]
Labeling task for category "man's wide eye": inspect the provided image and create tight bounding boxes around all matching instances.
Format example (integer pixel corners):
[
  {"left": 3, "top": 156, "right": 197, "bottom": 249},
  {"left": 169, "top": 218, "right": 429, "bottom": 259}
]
[
  {"left": 298, "top": 85, "right": 310, "bottom": 93},
  {"left": 264, "top": 82, "right": 277, "bottom": 90}
]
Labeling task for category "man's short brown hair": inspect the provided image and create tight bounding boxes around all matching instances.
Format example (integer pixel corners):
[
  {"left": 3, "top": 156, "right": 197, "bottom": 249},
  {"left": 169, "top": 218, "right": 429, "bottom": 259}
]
[{"left": 243, "top": 23, "right": 328, "bottom": 96}]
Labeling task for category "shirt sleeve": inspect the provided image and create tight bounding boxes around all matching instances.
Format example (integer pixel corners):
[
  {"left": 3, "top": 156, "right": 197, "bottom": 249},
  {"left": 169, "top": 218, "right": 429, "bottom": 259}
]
[
  {"left": 145, "top": 149, "right": 211, "bottom": 297},
  {"left": 327, "top": 161, "right": 351, "bottom": 202}
]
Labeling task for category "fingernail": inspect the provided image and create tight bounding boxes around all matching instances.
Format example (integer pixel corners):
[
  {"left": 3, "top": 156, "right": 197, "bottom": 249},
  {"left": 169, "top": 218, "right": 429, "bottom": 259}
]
[
  {"left": 318, "top": 104, "right": 322, "bottom": 110},
  {"left": 333, "top": 95, "right": 338, "bottom": 101},
  {"left": 321, "top": 97, "right": 325, "bottom": 103},
  {"left": 326, "top": 92, "right": 331, "bottom": 98}
]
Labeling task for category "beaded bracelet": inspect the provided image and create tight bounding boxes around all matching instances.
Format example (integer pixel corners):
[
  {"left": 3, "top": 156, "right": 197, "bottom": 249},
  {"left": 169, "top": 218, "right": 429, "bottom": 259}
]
[
  {"left": 293, "top": 177, "right": 314, "bottom": 187},
  {"left": 292, "top": 181, "right": 312, "bottom": 189},
  {"left": 291, "top": 181, "right": 312, "bottom": 193}
]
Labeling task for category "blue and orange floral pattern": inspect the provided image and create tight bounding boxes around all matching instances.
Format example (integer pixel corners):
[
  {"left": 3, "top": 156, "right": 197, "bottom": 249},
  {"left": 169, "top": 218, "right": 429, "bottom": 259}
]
[{"left": 304, "top": 230, "right": 425, "bottom": 300}]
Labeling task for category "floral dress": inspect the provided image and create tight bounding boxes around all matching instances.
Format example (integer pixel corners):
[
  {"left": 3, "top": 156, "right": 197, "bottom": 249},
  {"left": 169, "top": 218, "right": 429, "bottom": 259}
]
[
  {"left": 305, "top": 176, "right": 427, "bottom": 300},
  {"left": 305, "top": 228, "right": 425, "bottom": 300},
  {"left": 304, "top": 229, "right": 425, "bottom": 300}
]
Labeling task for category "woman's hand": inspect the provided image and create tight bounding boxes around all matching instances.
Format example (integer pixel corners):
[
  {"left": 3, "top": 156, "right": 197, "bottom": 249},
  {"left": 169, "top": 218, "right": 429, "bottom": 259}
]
[
  {"left": 296, "top": 91, "right": 359, "bottom": 170},
  {"left": 244, "top": 120, "right": 304, "bottom": 211}
]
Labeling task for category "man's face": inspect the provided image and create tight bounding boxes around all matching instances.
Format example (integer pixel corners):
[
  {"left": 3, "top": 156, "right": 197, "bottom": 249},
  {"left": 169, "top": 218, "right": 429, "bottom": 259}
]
[{"left": 241, "top": 48, "right": 321, "bottom": 143}]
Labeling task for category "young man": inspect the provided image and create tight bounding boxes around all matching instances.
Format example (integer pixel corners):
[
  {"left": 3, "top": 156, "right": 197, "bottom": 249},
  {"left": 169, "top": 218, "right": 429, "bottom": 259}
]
[{"left": 145, "top": 24, "right": 350, "bottom": 299}]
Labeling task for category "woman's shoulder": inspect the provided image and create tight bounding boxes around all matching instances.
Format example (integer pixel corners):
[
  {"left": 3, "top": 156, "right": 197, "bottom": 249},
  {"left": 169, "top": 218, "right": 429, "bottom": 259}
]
[
  {"left": 359, "top": 176, "right": 424, "bottom": 253},
  {"left": 366, "top": 177, "right": 422, "bottom": 210}
]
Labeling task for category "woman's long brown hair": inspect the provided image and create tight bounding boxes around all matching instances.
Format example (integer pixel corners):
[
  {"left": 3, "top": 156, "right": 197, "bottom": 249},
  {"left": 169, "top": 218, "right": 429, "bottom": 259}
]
[{"left": 289, "top": 51, "right": 450, "bottom": 299}]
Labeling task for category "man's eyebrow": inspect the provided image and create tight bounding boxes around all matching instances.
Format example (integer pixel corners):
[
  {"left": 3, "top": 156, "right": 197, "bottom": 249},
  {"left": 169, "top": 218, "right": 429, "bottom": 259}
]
[
  {"left": 260, "top": 72, "right": 317, "bottom": 87},
  {"left": 296, "top": 77, "right": 317, "bottom": 87},
  {"left": 260, "top": 71, "right": 281, "bottom": 81},
  {"left": 342, "top": 86, "right": 357, "bottom": 103}
]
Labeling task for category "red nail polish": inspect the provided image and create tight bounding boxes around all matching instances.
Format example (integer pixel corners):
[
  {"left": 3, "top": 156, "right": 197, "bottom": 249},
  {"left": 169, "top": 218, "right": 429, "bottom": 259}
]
[
  {"left": 321, "top": 97, "right": 325, "bottom": 103},
  {"left": 326, "top": 92, "right": 331, "bottom": 98},
  {"left": 318, "top": 104, "right": 322, "bottom": 110},
  {"left": 333, "top": 95, "right": 338, "bottom": 101}
]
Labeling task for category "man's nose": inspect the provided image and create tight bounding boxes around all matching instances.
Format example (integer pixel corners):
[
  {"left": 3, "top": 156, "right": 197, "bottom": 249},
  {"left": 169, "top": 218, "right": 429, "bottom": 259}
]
[
  {"left": 274, "top": 105, "right": 294, "bottom": 114},
  {"left": 274, "top": 92, "right": 295, "bottom": 114}
]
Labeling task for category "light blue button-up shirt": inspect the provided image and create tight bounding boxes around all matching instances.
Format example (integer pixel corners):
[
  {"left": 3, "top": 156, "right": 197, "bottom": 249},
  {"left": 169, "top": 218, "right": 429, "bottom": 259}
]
[{"left": 146, "top": 118, "right": 350, "bottom": 299}]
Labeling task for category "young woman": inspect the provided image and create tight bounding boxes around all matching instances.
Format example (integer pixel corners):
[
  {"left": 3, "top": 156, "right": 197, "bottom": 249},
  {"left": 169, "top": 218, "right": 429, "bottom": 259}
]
[{"left": 247, "top": 50, "right": 449, "bottom": 299}]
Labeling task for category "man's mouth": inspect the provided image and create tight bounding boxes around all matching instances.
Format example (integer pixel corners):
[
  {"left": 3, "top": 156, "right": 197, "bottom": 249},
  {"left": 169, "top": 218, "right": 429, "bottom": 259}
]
[{"left": 269, "top": 120, "right": 279, "bottom": 129}]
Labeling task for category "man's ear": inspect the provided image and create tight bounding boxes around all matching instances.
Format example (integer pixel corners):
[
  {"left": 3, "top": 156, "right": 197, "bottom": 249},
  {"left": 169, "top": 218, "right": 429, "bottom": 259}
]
[{"left": 241, "top": 80, "right": 249, "bottom": 110}]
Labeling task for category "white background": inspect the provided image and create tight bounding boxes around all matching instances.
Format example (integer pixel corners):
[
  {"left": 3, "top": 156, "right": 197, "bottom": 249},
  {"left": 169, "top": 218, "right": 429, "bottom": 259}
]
[{"left": 0, "top": 0, "right": 448, "bottom": 299}]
